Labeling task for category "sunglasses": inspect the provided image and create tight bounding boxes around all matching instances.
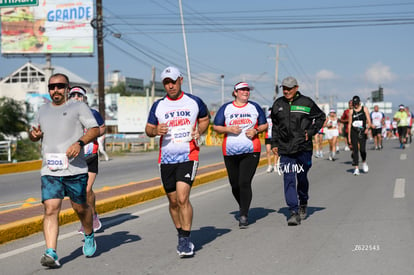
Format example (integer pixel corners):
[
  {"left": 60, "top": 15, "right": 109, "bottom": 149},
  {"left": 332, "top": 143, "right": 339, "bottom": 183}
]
[
  {"left": 282, "top": 86, "right": 295, "bottom": 91},
  {"left": 69, "top": 93, "right": 84, "bottom": 98},
  {"left": 163, "top": 79, "right": 177, "bottom": 85},
  {"left": 48, "top": 83, "right": 68, "bottom": 90}
]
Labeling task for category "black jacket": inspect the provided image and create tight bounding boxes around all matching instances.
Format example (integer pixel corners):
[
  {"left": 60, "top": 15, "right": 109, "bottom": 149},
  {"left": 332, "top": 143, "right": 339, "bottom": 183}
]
[{"left": 271, "top": 91, "right": 325, "bottom": 154}]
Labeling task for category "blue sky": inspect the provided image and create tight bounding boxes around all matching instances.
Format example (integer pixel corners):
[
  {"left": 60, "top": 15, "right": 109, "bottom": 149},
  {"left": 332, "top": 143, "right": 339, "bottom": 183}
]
[{"left": 1, "top": 0, "right": 413, "bottom": 111}]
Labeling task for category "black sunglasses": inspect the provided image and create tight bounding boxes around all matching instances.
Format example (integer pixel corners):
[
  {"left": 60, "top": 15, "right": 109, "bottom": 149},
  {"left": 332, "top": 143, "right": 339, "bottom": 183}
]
[
  {"left": 48, "top": 83, "right": 68, "bottom": 90},
  {"left": 69, "top": 93, "right": 84, "bottom": 98},
  {"left": 282, "top": 86, "right": 295, "bottom": 91},
  {"left": 163, "top": 79, "right": 177, "bottom": 85}
]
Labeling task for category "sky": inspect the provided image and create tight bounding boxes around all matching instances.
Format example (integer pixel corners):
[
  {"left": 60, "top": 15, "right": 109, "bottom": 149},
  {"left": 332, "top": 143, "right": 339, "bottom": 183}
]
[{"left": 1, "top": 0, "right": 413, "bottom": 111}]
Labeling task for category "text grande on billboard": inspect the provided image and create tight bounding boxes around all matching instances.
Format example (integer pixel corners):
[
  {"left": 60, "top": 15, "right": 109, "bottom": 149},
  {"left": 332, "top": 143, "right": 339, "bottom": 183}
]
[{"left": 47, "top": 6, "right": 92, "bottom": 22}]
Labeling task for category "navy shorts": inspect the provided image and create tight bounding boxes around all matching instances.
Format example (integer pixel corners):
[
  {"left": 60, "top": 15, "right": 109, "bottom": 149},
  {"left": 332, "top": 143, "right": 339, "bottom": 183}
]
[
  {"left": 160, "top": 161, "right": 198, "bottom": 193},
  {"left": 41, "top": 174, "right": 88, "bottom": 204}
]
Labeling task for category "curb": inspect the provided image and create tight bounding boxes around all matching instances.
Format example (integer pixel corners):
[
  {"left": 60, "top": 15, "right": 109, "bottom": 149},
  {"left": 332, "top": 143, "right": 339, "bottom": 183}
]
[
  {"left": 0, "top": 160, "right": 42, "bottom": 175},
  {"left": 1, "top": 140, "right": 340, "bottom": 244},
  {"left": 0, "top": 159, "right": 266, "bottom": 244}
]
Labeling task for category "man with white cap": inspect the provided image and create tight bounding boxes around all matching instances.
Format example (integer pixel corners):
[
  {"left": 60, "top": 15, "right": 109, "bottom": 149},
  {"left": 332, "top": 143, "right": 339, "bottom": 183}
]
[
  {"left": 393, "top": 104, "right": 409, "bottom": 149},
  {"left": 145, "top": 66, "right": 210, "bottom": 257},
  {"left": 271, "top": 76, "right": 325, "bottom": 226}
]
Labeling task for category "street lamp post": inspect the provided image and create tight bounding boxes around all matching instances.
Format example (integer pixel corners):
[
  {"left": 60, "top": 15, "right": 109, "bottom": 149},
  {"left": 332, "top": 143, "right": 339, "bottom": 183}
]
[{"left": 221, "top": 75, "right": 224, "bottom": 105}]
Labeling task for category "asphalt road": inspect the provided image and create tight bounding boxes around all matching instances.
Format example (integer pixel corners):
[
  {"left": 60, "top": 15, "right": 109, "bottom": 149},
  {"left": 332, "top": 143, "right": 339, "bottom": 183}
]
[
  {"left": 0, "top": 139, "right": 412, "bottom": 274},
  {"left": 0, "top": 145, "right": 226, "bottom": 210}
]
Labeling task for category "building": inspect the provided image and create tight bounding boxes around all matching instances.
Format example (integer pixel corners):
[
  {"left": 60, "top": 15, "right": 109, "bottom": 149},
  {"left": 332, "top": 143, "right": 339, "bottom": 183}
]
[{"left": 0, "top": 61, "right": 91, "bottom": 102}]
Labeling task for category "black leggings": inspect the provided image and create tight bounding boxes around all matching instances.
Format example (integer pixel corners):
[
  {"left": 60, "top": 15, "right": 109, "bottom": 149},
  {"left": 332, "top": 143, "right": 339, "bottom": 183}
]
[
  {"left": 350, "top": 129, "right": 367, "bottom": 166},
  {"left": 224, "top": 152, "right": 260, "bottom": 217}
]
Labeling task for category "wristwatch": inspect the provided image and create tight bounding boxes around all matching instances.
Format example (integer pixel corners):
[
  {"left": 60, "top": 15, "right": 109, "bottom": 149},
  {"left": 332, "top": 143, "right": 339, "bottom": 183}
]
[{"left": 77, "top": 139, "right": 85, "bottom": 147}]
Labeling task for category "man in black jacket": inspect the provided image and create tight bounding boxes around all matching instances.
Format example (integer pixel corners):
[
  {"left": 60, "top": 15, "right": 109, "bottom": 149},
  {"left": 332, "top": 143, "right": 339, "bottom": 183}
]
[{"left": 271, "top": 76, "right": 325, "bottom": 226}]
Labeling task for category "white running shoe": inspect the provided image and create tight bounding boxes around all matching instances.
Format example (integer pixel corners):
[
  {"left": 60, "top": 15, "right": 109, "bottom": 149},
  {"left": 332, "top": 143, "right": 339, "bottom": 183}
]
[
  {"left": 362, "top": 162, "right": 369, "bottom": 173},
  {"left": 344, "top": 146, "right": 350, "bottom": 151},
  {"left": 353, "top": 168, "right": 360, "bottom": 176},
  {"left": 266, "top": 165, "right": 273, "bottom": 173}
]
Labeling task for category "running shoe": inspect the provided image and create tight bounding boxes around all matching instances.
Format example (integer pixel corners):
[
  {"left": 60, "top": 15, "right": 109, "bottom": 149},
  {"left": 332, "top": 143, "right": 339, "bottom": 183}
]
[
  {"left": 83, "top": 232, "right": 97, "bottom": 257},
  {"left": 362, "top": 162, "right": 369, "bottom": 173},
  {"left": 40, "top": 248, "right": 61, "bottom": 268},
  {"left": 177, "top": 237, "right": 194, "bottom": 257},
  {"left": 353, "top": 168, "right": 360, "bottom": 176},
  {"left": 266, "top": 165, "right": 273, "bottom": 173},
  {"left": 344, "top": 146, "right": 350, "bottom": 151},
  {"left": 287, "top": 212, "right": 301, "bottom": 226},
  {"left": 299, "top": 205, "right": 307, "bottom": 220},
  {"left": 239, "top": 215, "right": 248, "bottom": 229},
  {"left": 93, "top": 214, "right": 102, "bottom": 232}
]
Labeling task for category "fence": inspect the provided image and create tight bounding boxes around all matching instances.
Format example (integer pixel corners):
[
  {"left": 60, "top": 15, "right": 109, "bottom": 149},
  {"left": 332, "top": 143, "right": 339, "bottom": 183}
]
[{"left": 0, "top": 141, "right": 11, "bottom": 162}]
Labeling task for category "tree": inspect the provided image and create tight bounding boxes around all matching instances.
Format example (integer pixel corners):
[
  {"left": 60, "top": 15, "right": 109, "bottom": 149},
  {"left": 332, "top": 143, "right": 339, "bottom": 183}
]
[
  {"left": 107, "top": 82, "right": 133, "bottom": 96},
  {"left": 0, "top": 97, "right": 28, "bottom": 140}
]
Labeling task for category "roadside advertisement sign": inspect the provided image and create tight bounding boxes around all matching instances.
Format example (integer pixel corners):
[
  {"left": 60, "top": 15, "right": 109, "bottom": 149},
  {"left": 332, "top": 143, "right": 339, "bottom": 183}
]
[
  {"left": 1, "top": 0, "right": 94, "bottom": 54},
  {"left": 117, "top": 97, "right": 151, "bottom": 133},
  {"left": 0, "top": 0, "right": 39, "bottom": 8}
]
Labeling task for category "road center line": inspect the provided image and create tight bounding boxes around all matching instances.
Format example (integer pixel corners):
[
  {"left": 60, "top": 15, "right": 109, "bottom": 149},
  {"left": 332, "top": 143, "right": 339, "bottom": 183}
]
[{"left": 393, "top": 178, "right": 405, "bottom": 199}]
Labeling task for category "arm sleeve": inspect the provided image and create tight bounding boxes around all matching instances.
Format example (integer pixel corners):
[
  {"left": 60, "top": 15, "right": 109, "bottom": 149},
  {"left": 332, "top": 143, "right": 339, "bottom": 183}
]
[{"left": 147, "top": 100, "right": 161, "bottom": 126}]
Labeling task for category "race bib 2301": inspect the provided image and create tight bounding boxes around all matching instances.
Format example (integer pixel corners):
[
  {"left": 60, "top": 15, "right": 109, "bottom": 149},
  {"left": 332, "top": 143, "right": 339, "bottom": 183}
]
[{"left": 45, "top": 153, "right": 69, "bottom": 171}]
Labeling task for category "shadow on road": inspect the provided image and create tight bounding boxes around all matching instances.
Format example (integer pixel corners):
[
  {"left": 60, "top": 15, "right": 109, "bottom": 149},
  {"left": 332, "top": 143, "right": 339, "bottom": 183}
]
[
  {"left": 277, "top": 206, "right": 325, "bottom": 220},
  {"left": 191, "top": 226, "right": 231, "bottom": 252},
  {"left": 59, "top": 231, "right": 141, "bottom": 265},
  {"left": 230, "top": 207, "right": 276, "bottom": 225}
]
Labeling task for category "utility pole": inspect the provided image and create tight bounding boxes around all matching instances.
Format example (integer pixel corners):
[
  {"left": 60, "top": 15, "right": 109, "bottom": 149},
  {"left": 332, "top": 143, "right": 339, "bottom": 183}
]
[
  {"left": 149, "top": 67, "right": 156, "bottom": 150},
  {"left": 96, "top": 0, "right": 105, "bottom": 120},
  {"left": 221, "top": 75, "right": 224, "bottom": 105},
  {"left": 178, "top": 0, "right": 193, "bottom": 94},
  {"left": 269, "top": 44, "right": 287, "bottom": 99}
]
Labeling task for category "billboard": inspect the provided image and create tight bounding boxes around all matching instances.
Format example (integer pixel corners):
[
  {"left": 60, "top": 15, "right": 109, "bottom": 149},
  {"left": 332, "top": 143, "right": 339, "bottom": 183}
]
[
  {"left": 117, "top": 96, "right": 162, "bottom": 133},
  {"left": 1, "top": 0, "right": 94, "bottom": 54}
]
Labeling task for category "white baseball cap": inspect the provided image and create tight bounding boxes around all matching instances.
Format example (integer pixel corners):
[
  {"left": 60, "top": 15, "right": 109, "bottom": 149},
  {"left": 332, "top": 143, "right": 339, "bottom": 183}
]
[{"left": 160, "top": 66, "right": 182, "bottom": 81}]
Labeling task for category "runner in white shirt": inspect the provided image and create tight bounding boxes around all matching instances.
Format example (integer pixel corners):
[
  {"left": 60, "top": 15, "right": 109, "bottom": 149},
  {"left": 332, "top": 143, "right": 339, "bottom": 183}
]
[
  {"left": 323, "top": 109, "right": 339, "bottom": 161},
  {"left": 145, "top": 66, "right": 210, "bottom": 258},
  {"left": 370, "top": 105, "right": 385, "bottom": 149}
]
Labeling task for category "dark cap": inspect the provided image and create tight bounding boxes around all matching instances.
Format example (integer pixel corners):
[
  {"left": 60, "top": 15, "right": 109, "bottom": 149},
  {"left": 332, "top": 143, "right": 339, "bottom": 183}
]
[{"left": 352, "top": 95, "right": 360, "bottom": 105}]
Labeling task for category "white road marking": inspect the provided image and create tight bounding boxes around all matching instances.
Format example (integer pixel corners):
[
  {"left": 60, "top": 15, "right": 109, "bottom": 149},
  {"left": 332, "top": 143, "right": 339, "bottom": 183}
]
[
  {"left": 393, "top": 178, "right": 405, "bottom": 199},
  {"left": 0, "top": 183, "right": 229, "bottom": 260},
  {"left": 400, "top": 154, "right": 407, "bottom": 160}
]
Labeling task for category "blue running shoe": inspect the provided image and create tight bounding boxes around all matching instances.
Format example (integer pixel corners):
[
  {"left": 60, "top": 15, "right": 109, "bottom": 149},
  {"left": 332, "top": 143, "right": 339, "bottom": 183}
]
[
  {"left": 83, "top": 232, "right": 97, "bottom": 257},
  {"left": 40, "top": 248, "right": 61, "bottom": 268},
  {"left": 176, "top": 236, "right": 194, "bottom": 257}
]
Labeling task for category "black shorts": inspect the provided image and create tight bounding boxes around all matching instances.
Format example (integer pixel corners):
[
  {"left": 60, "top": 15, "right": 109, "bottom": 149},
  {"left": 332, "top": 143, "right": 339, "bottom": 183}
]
[
  {"left": 371, "top": 128, "right": 382, "bottom": 136},
  {"left": 85, "top": 153, "right": 99, "bottom": 174},
  {"left": 398, "top": 126, "right": 408, "bottom": 139},
  {"left": 160, "top": 161, "right": 198, "bottom": 193},
  {"left": 265, "top": 138, "right": 272, "bottom": 145}
]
